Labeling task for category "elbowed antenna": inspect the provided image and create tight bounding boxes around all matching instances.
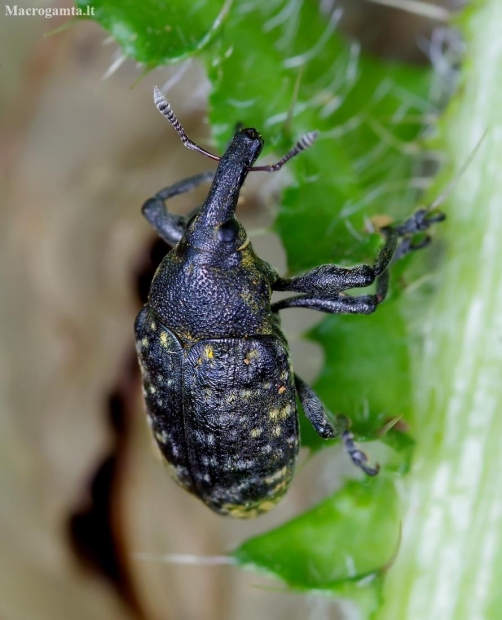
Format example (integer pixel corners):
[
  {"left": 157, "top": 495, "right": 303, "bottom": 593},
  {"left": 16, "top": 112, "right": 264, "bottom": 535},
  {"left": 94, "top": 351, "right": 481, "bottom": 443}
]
[
  {"left": 153, "top": 86, "right": 220, "bottom": 162},
  {"left": 248, "top": 131, "right": 319, "bottom": 172},
  {"left": 153, "top": 86, "right": 318, "bottom": 172}
]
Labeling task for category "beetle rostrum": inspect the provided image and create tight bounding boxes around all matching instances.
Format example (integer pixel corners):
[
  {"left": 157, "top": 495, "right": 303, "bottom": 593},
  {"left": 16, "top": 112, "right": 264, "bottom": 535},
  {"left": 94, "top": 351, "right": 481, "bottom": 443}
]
[{"left": 135, "top": 86, "right": 445, "bottom": 518}]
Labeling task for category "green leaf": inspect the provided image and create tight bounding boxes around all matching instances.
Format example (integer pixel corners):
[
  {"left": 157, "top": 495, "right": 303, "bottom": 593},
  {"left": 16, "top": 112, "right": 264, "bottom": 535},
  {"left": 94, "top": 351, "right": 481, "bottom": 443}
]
[
  {"left": 233, "top": 476, "right": 400, "bottom": 615},
  {"left": 75, "top": 0, "right": 232, "bottom": 65},
  {"left": 309, "top": 301, "right": 411, "bottom": 434}
]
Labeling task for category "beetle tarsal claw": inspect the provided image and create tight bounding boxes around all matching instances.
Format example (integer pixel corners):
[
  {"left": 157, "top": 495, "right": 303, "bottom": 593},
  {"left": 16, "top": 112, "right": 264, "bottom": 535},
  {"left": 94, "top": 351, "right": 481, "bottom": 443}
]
[{"left": 341, "top": 430, "right": 379, "bottom": 476}]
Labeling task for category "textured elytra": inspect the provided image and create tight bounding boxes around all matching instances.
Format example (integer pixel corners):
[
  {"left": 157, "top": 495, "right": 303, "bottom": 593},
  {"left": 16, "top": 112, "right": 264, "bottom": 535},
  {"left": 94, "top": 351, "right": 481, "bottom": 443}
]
[
  {"left": 184, "top": 337, "right": 298, "bottom": 516},
  {"left": 136, "top": 302, "right": 299, "bottom": 518},
  {"left": 135, "top": 305, "right": 195, "bottom": 492}
]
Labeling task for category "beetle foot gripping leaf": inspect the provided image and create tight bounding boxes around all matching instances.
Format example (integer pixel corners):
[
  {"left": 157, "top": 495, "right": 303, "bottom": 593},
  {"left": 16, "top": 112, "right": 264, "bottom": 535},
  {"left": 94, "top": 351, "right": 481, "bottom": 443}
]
[
  {"left": 341, "top": 429, "right": 380, "bottom": 476},
  {"left": 392, "top": 208, "right": 446, "bottom": 262},
  {"left": 136, "top": 88, "right": 444, "bottom": 518}
]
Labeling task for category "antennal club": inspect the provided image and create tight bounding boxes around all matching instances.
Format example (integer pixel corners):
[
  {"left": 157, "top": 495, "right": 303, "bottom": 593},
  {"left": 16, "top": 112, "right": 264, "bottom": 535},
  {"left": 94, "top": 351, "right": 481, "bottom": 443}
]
[
  {"left": 153, "top": 86, "right": 220, "bottom": 162},
  {"left": 249, "top": 131, "right": 319, "bottom": 172}
]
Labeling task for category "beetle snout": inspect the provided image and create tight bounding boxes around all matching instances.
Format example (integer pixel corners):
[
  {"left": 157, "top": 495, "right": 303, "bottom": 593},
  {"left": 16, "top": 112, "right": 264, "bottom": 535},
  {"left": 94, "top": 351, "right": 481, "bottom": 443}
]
[
  {"left": 241, "top": 128, "right": 262, "bottom": 142},
  {"left": 238, "top": 128, "right": 264, "bottom": 162}
]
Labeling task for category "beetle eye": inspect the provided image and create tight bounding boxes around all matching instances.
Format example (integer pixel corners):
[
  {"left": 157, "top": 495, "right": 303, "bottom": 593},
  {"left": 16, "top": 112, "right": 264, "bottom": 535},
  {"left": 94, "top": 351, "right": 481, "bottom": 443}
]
[{"left": 218, "top": 219, "right": 240, "bottom": 243}]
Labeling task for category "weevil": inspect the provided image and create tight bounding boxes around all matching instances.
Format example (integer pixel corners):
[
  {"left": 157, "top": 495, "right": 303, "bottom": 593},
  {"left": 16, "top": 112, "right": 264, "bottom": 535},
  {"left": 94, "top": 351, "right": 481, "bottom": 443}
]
[{"left": 135, "top": 86, "right": 445, "bottom": 518}]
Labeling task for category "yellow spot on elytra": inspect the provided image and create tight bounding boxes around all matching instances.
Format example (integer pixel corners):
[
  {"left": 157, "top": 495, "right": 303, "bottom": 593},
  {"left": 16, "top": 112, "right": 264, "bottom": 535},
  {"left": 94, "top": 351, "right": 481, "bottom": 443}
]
[
  {"left": 204, "top": 345, "right": 214, "bottom": 359},
  {"left": 280, "top": 404, "right": 292, "bottom": 419},
  {"left": 150, "top": 321, "right": 157, "bottom": 331},
  {"left": 265, "top": 466, "right": 289, "bottom": 485},
  {"left": 244, "top": 349, "right": 259, "bottom": 365},
  {"left": 273, "top": 425, "right": 282, "bottom": 437},
  {"left": 269, "top": 408, "right": 279, "bottom": 420},
  {"left": 241, "top": 389, "right": 252, "bottom": 399},
  {"left": 278, "top": 386, "right": 286, "bottom": 394},
  {"left": 149, "top": 385, "right": 156, "bottom": 394},
  {"left": 141, "top": 337, "right": 148, "bottom": 347},
  {"left": 273, "top": 479, "right": 289, "bottom": 493},
  {"left": 154, "top": 430, "right": 167, "bottom": 443},
  {"left": 250, "top": 427, "right": 262, "bottom": 438},
  {"left": 257, "top": 500, "right": 279, "bottom": 513},
  {"left": 160, "top": 332, "right": 169, "bottom": 347},
  {"left": 226, "top": 393, "right": 237, "bottom": 404},
  {"left": 220, "top": 497, "right": 282, "bottom": 519}
]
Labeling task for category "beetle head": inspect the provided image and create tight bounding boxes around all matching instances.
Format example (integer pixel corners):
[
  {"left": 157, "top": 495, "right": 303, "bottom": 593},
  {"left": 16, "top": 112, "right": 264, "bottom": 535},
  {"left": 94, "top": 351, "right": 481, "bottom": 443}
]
[
  {"left": 184, "top": 128, "right": 262, "bottom": 253},
  {"left": 184, "top": 213, "right": 249, "bottom": 260},
  {"left": 152, "top": 87, "right": 317, "bottom": 254}
]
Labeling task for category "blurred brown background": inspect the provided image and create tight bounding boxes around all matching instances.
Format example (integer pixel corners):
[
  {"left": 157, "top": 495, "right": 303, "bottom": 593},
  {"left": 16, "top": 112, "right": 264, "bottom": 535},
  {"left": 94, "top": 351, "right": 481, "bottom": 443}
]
[{"left": 0, "top": 1, "right": 457, "bottom": 619}]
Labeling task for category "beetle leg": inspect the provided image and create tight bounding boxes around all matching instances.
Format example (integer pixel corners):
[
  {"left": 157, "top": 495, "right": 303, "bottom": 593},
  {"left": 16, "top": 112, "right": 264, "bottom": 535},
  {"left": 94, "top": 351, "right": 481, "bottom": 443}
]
[
  {"left": 340, "top": 423, "right": 380, "bottom": 476},
  {"left": 273, "top": 227, "right": 398, "bottom": 295},
  {"left": 294, "top": 374, "right": 336, "bottom": 439},
  {"left": 142, "top": 171, "right": 215, "bottom": 244},
  {"left": 395, "top": 208, "right": 446, "bottom": 235},
  {"left": 392, "top": 208, "right": 446, "bottom": 261},
  {"left": 273, "top": 208, "right": 444, "bottom": 296},
  {"left": 295, "top": 375, "right": 378, "bottom": 475},
  {"left": 272, "top": 272, "right": 389, "bottom": 314},
  {"left": 272, "top": 271, "right": 391, "bottom": 313}
]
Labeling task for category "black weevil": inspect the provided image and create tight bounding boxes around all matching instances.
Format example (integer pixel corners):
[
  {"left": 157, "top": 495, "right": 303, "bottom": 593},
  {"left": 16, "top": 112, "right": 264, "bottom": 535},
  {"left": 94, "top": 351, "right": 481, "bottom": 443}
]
[{"left": 135, "top": 86, "right": 444, "bottom": 518}]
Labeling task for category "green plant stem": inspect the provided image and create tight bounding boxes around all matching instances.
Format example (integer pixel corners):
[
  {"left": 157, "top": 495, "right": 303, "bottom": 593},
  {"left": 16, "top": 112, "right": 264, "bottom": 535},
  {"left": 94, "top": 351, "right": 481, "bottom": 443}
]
[{"left": 379, "top": 1, "right": 502, "bottom": 618}]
